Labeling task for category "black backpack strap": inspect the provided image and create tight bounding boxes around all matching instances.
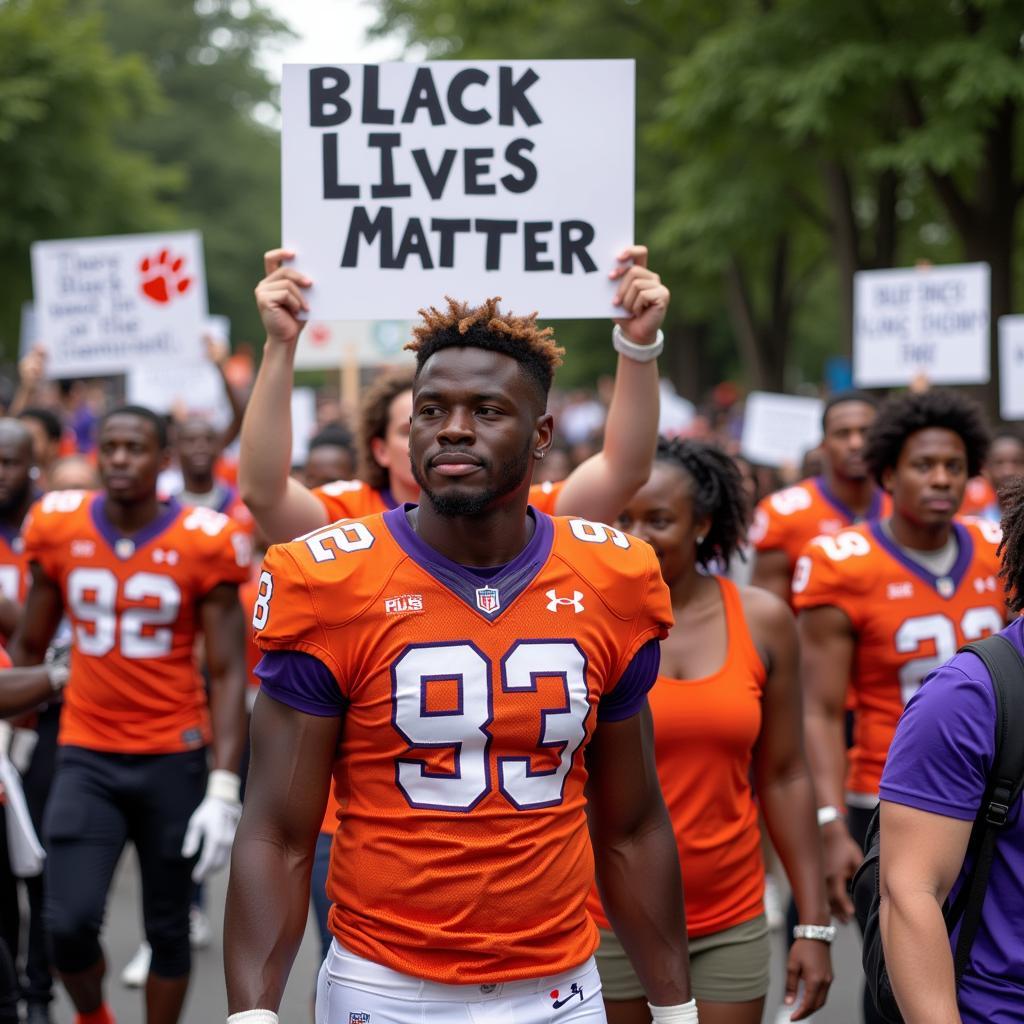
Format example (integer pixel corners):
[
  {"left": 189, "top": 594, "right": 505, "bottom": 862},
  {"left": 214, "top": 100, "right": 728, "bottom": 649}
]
[{"left": 946, "top": 634, "right": 1024, "bottom": 981}]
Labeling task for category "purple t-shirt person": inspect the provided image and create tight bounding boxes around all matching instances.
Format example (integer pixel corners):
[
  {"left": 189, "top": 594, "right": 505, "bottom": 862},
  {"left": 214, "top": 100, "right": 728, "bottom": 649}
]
[{"left": 880, "top": 616, "right": 1024, "bottom": 1023}]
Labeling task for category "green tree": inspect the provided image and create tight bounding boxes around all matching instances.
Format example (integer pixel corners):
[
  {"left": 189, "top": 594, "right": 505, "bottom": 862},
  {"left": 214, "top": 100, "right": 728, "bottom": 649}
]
[
  {"left": 0, "top": 0, "right": 174, "bottom": 358},
  {"left": 89, "top": 0, "right": 293, "bottom": 345}
]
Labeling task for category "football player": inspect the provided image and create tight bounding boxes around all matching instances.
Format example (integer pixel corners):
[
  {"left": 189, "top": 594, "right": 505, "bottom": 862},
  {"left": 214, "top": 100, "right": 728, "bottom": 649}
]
[
  {"left": 238, "top": 244, "right": 667, "bottom": 542},
  {"left": 8, "top": 405, "right": 249, "bottom": 1024},
  {"left": 174, "top": 416, "right": 253, "bottom": 534},
  {"left": 225, "top": 297, "right": 696, "bottom": 1024},
  {"left": 0, "top": 419, "right": 38, "bottom": 636},
  {"left": 795, "top": 389, "right": 1005, "bottom": 1024},
  {"left": 751, "top": 392, "right": 889, "bottom": 603}
]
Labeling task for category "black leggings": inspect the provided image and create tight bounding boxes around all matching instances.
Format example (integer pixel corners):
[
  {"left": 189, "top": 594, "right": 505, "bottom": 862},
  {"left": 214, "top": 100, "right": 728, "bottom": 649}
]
[{"left": 43, "top": 745, "right": 206, "bottom": 979}]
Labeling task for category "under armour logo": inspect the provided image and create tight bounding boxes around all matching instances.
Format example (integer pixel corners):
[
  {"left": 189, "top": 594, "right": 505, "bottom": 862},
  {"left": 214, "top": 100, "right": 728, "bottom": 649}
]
[{"left": 546, "top": 589, "right": 584, "bottom": 613}]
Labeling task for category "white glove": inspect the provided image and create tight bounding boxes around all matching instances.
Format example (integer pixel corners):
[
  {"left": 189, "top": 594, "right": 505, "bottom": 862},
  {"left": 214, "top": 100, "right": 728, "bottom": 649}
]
[
  {"left": 182, "top": 769, "right": 241, "bottom": 882},
  {"left": 649, "top": 1000, "right": 699, "bottom": 1023}
]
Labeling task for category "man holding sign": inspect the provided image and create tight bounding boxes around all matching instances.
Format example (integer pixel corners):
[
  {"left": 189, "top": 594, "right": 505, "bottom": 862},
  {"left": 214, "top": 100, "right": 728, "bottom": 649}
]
[
  {"left": 239, "top": 244, "right": 668, "bottom": 540},
  {"left": 226, "top": 282, "right": 697, "bottom": 1024}
]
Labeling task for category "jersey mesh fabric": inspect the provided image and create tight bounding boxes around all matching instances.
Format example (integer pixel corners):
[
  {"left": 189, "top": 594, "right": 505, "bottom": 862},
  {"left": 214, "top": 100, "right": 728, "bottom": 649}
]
[
  {"left": 588, "top": 577, "right": 767, "bottom": 937},
  {"left": 23, "top": 491, "right": 250, "bottom": 754},
  {"left": 254, "top": 508, "right": 671, "bottom": 983},
  {"left": 792, "top": 518, "right": 1006, "bottom": 796}
]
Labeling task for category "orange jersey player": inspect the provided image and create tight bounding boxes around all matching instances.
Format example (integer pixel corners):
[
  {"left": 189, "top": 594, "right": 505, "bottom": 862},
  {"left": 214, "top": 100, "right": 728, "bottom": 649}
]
[
  {"left": 174, "top": 416, "right": 254, "bottom": 536},
  {"left": 751, "top": 392, "right": 889, "bottom": 604},
  {"left": 796, "top": 388, "right": 1002, "bottom": 1024},
  {"left": 226, "top": 293, "right": 698, "bottom": 1024},
  {"left": 254, "top": 506, "right": 671, "bottom": 981},
  {"left": 21, "top": 490, "right": 249, "bottom": 753},
  {"left": 9, "top": 406, "right": 249, "bottom": 1024}
]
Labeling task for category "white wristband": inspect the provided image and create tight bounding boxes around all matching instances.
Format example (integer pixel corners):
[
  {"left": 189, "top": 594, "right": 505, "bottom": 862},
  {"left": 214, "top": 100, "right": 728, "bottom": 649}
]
[
  {"left": 612, "top": 324, "right": 664, "bottom": 362},
  {"left": 648, "top": 999, "right": 699, "bottom": 1023},
  {"left": 816, "top": 805, "right": 843, "bottom": 827},
  {"left": 208, "top": 769, "right": 241, "bottom": 804},
  {"left": 47, "top": 664, "right": 69, "bottom": 692},
  {"left": 227, "top": 1012, "right": 278, "bottom": 1024}
]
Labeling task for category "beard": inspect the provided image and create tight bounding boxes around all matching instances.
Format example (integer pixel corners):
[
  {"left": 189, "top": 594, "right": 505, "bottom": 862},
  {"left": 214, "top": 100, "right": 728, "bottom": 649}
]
[{"left": 413, "top": 443, "right": 532, "bottom": 517}]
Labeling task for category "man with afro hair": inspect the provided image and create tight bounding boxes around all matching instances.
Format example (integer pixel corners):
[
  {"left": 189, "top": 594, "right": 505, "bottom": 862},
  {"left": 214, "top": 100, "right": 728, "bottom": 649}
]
[{"left": 792, "top": 388, "right": 1009, "bottom": 1024}]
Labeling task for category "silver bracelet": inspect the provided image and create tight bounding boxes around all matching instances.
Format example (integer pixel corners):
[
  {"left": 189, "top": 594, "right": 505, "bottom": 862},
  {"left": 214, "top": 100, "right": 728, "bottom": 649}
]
[
  {"left": 612, "top": 324, "right": 664, "bottom": 362},
  {"left": 793, "top": 924, "right": 836, "bottom": 944}
]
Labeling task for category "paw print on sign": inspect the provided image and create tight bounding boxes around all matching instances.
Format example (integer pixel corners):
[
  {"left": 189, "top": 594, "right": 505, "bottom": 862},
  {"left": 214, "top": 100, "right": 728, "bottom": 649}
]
[{"left": 139, "top": 249, "right": 192, "bottom": 304}]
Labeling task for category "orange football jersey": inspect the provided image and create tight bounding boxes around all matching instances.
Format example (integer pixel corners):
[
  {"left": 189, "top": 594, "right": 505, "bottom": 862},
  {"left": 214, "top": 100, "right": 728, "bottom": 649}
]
[
  {"left": 0, "top": 522, "right": 29, "bottom": 608},
  {"left": 215, "top": 484, "right": 255, "bottom": 536},
  {"left": 792, "top": 517, "right": 1007, "bottom": 797},
  {"left": 751, "top": 476, "right": 891, "bottom": 575},
  {"left": 960, "top": 476, "right": 996, "bottom": 516},
  {"left": 23, "top": 491, "right": 250, "bottom": 754},
  {"left": 253, "top": 505, "right": 672, "bottom": 983},
  {"left": 312, "top": 478, "right": 565, "bottom": 522}
]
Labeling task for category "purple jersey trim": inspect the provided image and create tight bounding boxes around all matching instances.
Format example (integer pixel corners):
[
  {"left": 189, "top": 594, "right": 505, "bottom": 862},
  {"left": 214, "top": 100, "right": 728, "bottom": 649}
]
[
  {"left": 597, "top": 639, "right": 662, "bottom": 722},
  {"left": 382, "top": 504, "right": 554, "bottom": 621},
  {"left": 378, "top": 487, "right": 399, "bottom": 511},
  {"left": 215, "top": 484, "right": 237, "bottom": 515},
  {"left": 814, "top": 476, "right": 884, "bottom": 524},
  {"left": 90, "top": 493, "right": 182, "bottom": 556},
  {"left": 255, "top": 650, "right": 347, "bottom": 717},
  {"left": 869, "top": 518, "right": 974, "bottom": 595}
]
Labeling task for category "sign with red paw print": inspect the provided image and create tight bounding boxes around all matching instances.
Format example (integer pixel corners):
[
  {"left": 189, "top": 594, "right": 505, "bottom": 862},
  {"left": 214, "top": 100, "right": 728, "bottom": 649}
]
[{"left": 30, "top": 230, "right": 208, "bottom": 378}]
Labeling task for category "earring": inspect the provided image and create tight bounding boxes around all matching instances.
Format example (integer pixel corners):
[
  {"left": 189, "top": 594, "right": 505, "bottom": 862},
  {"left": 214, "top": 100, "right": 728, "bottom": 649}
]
[
  {"left": 696, "top": 535, "right": 705, "bottom": 545},
  {"left": 534, "top": 450, "right": 545, "bottom": 460}
]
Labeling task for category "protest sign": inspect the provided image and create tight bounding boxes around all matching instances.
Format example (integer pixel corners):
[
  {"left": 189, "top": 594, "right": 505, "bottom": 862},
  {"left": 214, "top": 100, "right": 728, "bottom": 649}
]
[
  {"left": 853, "top": 262, "right": 990, "bottom": 387},
  {"left": 31, "top": 231, "right": 208, "bottom": 379},
  {"left": 294, "top": 319, "right": 415, "bottom": 370},
  {"left": 999, "top": 316, "right": 1024, "bottom": 420},
  {"left": 126, "top": 316, "right": 229, "bottom": 422},
  {"left": 741, "top": 391, "right": 824, "bottom": 469},
  {"left": 281, "top": 60, "right": 634, "bottom": 320}
]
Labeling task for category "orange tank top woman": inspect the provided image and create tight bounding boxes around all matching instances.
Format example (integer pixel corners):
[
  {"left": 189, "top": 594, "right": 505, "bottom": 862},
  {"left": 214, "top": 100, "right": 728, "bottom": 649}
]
[{"left": 588, "top": 576, "right": 766, "bottom": 937}]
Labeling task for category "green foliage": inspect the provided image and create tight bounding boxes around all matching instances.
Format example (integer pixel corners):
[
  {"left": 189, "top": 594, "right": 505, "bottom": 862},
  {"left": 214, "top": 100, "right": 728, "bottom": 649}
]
[
  {"left": 88, "top": 0, "right": 294, "bottom": 345},
  {"left": 0, "top": 0, "right": 175, "bottom": 356}
]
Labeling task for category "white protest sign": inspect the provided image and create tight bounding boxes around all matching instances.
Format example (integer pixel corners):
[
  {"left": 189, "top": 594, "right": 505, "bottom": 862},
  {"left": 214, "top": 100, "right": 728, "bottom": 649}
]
[
  {"left": 282, "top": 60, "right": 634, "bottom": 321},
  {"left": 740, "top": 391, "right": 824, "bottom": 469},
  {"left": 31, "top": 231, "right": 208, "bottom": 378},
  {"left": 126, "top": 317, "right": 230, "bottom": 423},
  {"left": 295, "top": 319, "right": 415, "bottom": 370},
  {"left": 853, "top": 262, "right": 990, "bottom": 387},
  {"left": 999, "top": 316, "right": 1024, "bottom": 420},
  {"left": 291, "top": 387, "right": 318, "bottom": 465}
]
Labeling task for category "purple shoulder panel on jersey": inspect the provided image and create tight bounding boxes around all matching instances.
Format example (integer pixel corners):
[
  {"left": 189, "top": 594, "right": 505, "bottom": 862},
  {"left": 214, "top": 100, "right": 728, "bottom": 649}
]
[
  {"left": 255, "top": 650, "right": 347, "bottom": 717},
  {"left": 597, "top": 639, "right": 662, "bottom": 722}
]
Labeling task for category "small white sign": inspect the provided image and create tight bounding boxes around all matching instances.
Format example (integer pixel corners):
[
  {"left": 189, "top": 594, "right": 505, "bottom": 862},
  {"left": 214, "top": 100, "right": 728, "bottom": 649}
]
[
  {"left": 741, "top": 391, "right": 824, "bottom": 469},
  {"left": 295, "top": 319, "right": 415, "bottom": 370},
  {"left": 281, "top": 60, "right": 634, "bottom": 321},
  {"left": 126, "top": 317, "right": 230, "bottom": 422},
  {"left": 853, "top": 262, "right": 990, "bottom": 386},
  {"left": 291, "top": 387, "right": 318, "bottom": 465},
  {"left": 31, "top": 231, "right": 208, "bottom": 379},
  {"left": 999, "top": 316, "right": 1024, "bottom": 420}
]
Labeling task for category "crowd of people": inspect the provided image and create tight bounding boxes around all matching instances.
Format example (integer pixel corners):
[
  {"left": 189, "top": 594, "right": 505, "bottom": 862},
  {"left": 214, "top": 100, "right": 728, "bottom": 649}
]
[{"left": 0, "top": 241, "right": 1019, "bottom": 1024}]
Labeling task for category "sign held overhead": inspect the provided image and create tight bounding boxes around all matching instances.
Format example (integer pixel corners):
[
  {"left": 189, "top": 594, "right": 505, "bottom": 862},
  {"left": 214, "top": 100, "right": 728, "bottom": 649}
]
[
  {"left": 281, "top": 60, "right": 635, "bottom": 321},
  {"left": 853, "top": 262, "right": 990, "bottom": 387}
]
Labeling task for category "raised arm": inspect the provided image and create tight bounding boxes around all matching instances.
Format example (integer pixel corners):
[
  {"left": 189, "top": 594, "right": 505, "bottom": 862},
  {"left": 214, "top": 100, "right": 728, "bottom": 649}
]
[
  {"left": 749, "top": 589, "right": 832, "bottom": 1020},
  {"left": 750, "top": 548, "right": 795, "bottom": 603},
  {"left": 238, "top": 249, "right": 328, "bottom": 543},
  {"left": 554, "top": 245, "right": 667, "bottom": 524},
  {"left": 7, "top": 564, "right": 64, "bottom": 667},
  {"left": 879, "top": 802, "right": 969, "bottom": 1024},
  {"left": 224, "top": 692, "right": 340, "bottom": 1013},
  {"left": 798, "top": 603, "right": 862, "bottom": 921},
  {"left": 206, "top": 334, "right": 246, "bottom": 451},
  {"left": 586, "top": 703, "right": 692, "bottom": 1010}
]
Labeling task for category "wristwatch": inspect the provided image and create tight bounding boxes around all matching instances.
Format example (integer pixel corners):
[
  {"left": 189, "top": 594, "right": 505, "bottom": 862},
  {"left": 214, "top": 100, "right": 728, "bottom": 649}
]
[
  {"left": 793, "top": 924, "right": 837, "bottom": 944},
  {"left": 816, "top": 805, "right": 844, "bottom": 827}
]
